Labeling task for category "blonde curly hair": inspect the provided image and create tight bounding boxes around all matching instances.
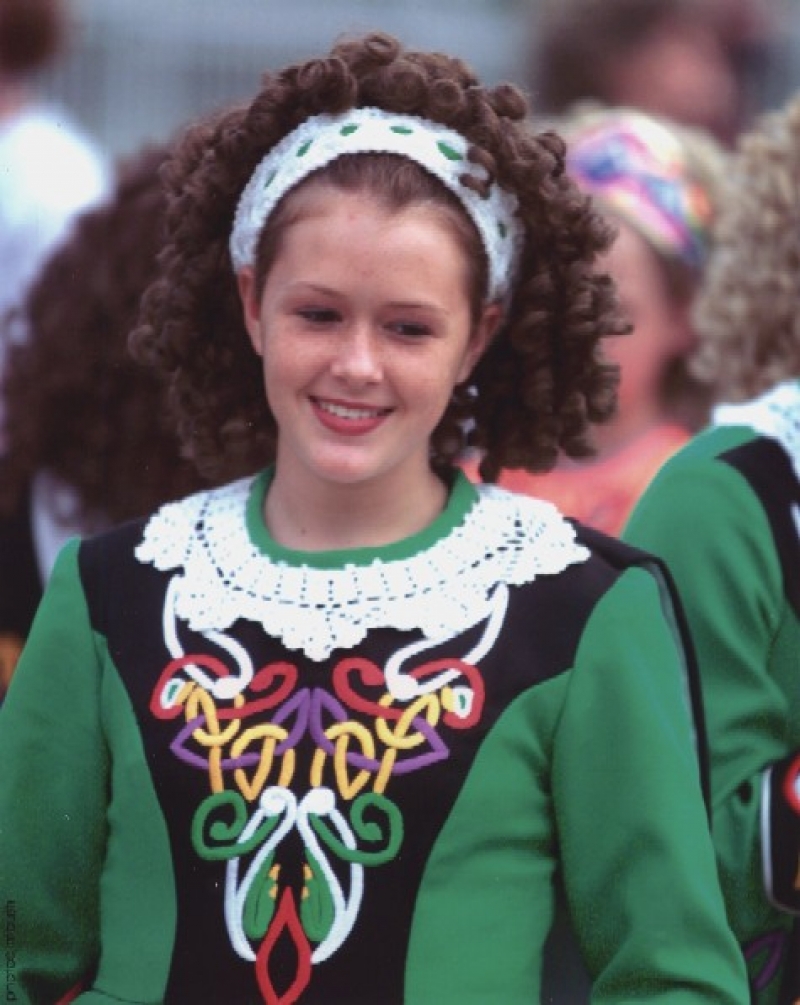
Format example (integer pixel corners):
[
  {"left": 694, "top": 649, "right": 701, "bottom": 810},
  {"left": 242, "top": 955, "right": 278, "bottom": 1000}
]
[{"left": 690, "top": 95, "right": 800, "bottom": 400}]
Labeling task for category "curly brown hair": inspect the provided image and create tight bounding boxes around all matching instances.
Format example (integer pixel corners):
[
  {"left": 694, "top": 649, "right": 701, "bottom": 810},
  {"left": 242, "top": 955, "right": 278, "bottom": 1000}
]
[
  {"left": 0, "top": 0, "right": 65, "bottom": 76},
  {"left": 0, "top": 144, "right": 211, "bottom": 526},
  {"left": 132, "top": 31, "right": 626, "bottom": 484},
  {"left": 690, "top": 95, "right": 800, "bottom": 400}
]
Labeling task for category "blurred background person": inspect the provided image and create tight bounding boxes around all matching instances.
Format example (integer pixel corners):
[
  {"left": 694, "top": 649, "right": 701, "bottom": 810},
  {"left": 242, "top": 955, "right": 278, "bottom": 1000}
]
[
  {"left": 0, "top": 0, "right": 109, "bottom": 288},
  {"left": 0, "top": 145, "right": 210, "bottom": 700},
  {"left": 25, "top": 1, "right": 800, "bottom": 166},
  {"left": 0, "top": 0, "right": 108, "bottom": 433},
  {"left": 625, "top": 92, "right": 800, "bottom": 1004},
  {"left": 465, "top": 104, "right": 726, "bottom": 536},
  {"left": 528, "top": 0, "right": 779, "bottom": 147}
]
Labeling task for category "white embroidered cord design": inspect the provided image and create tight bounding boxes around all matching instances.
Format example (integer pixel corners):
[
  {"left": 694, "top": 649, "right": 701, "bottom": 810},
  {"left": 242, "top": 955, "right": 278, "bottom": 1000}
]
[
  {"left": 229, "top": 108, "right": 523, "bottom": 303},
  {"left": 713, "top": 380, "right": 800, "bottom": 482},
  {"left": 135, "top": 478, "right": 589, "bottom": 662}
]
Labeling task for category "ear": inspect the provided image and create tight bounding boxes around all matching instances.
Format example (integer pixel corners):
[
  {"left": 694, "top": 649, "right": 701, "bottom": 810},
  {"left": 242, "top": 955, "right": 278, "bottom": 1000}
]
[
  {"left": 237, "top": 266, "right": 264, "bottom": 357},
  {"left": 457, "top": 302, "right": 503, "bottom": 383}
]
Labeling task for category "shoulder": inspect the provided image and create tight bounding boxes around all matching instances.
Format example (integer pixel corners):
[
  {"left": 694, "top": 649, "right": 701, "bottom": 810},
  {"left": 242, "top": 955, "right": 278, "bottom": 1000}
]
[
  {"left": 478, "top": 484, "right": 665, "bottom": 624},
  {"left": 480, "top": 482, "right": 656, "bottom": 568},
  {"left": 133, "top": 475, "right": 256, "bottom": 573},
  {"left": 76, "top": 514, "right": 152, "bottom": 610},
  {"left": 665, "top": 422, "right": 756, "bottom": 468},
  {"left": 77, "top": 476, "right": 255, "bottom": 606},
  {"left": 629, "top": 384, "right": 800, "bottom": 538},
  {"left": 628, "top": 423, "right": 760, "bottom": 526},
  {"left": 84, "top": 475, "right": 251, "bottom": 560},
  {"left": 571, "top": 519, "right": 662, "bottom": 574},
  {"left": 624, "top": 422, "right": 788, "bottom": 611}
]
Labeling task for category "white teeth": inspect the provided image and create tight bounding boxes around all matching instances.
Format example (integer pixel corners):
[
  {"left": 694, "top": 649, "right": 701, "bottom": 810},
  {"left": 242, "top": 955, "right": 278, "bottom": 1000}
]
[{"left": 317, "top": 400, "right": 386, "bottom": 420}]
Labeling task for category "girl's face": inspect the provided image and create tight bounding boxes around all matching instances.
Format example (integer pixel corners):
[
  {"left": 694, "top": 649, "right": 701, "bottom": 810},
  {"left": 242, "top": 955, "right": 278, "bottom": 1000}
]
[
  {"left": 603, "top": 219, "right": 694, "bottom": 417},
  {"left": 238, "top": 186, "right": 498, "bottom": 498}
]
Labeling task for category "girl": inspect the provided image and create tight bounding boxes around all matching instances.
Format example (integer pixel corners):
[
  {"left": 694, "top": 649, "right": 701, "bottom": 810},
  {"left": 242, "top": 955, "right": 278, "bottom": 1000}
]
[
  {"left": 0, "top": 32, "right": 748, "bottom": 1003},
  {"left": 625, "top": 94, "right": 800, "bottom": 1005},
  {"left": 464, "top": 104, "right": 725, "bottom": 536}
]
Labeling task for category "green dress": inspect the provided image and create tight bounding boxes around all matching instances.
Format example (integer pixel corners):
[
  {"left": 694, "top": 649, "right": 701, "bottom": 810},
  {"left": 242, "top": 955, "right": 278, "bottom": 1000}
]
[
  {"left": 0, "top": 470, "right": 748, "bottom": 1003},
  {"left": 625, "top": 380, "right": 800, "bottom": 1004}
]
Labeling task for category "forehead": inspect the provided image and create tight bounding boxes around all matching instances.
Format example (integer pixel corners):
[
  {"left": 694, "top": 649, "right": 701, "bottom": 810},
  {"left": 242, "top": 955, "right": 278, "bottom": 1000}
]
[
  {"left": 256, "top": 187, "right": 479, "bottom": 313},
  {"left": 272, "top": 181, "right": 475, "bottom": 260},
  {"left": 280, "top": 171, "right": 464, "bottom": 226},
  {"left": 273, "top": 186, "right": 469, "bottom": 266},
  {"left": 255, "top": 171, "right": 488, "bottom": 310}
]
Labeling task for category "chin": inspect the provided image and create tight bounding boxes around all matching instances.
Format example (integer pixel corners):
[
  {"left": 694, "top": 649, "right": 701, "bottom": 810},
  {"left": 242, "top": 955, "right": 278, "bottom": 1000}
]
[{"left": 306, "top": 453, "right": 385, "bottom": 487}]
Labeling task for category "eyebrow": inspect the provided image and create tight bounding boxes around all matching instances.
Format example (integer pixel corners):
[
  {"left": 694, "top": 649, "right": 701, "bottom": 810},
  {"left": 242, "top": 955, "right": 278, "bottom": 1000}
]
[
  {"left": 386, "top": 300, "right": 448, "bottom": 315},
  {"left": 288, "top": 283, "right": 448, "bottom": 316}
]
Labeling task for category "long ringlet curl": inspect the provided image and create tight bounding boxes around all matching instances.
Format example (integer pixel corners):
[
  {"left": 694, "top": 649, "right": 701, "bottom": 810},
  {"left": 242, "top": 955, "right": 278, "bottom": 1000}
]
[{"left": 131, "top": 32, "right": 624, "bottom": 483}]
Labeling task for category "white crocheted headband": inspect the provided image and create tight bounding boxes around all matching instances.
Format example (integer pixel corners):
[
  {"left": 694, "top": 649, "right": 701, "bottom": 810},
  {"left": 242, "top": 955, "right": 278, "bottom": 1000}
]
[{"left": 229, "top": 107, "right": 523, "bottom": 302}]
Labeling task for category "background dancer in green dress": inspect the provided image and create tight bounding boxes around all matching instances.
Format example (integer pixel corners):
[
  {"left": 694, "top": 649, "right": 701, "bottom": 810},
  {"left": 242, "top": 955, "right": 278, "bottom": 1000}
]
[{"left": 626, "top": 93, "right": 800, "bottom": 1005}]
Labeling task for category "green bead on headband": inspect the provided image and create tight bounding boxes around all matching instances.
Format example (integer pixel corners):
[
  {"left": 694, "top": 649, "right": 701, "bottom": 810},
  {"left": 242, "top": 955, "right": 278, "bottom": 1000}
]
[{"left": 229, "top": 107, "right": 523, "bottom": 303}]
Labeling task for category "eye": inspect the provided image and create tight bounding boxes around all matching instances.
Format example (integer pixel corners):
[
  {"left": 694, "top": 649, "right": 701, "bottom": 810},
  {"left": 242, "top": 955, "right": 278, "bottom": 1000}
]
[
  {"left": 297, "top": 307, "right": 341, "bottom": 326},
  {"left": 387, "top": 320, "right": 432, "bottom": 341}
]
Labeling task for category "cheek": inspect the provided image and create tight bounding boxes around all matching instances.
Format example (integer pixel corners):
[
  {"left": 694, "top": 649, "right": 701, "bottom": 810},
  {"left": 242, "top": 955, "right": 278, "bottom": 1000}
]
[
  {"left": 261, "top": 335, "right": 319, "bottom": 383},
  {"left": 407, "top": 362, "right": 464, "bottom": 417},
  {"left": 611, "top": 335, "right": 660, "bottom": 392},
  {"left": 258, "top": 341, "right": 306, "bottom": 415}
]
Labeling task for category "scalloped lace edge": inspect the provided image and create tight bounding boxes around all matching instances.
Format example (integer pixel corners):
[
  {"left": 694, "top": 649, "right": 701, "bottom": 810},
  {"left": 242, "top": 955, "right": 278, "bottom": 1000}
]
[
  {"left": 713, "top": 380, "right": 800, "bottom": 483},
  {"left": 135, "top": 478, "right": 590, "bottom": 661}
]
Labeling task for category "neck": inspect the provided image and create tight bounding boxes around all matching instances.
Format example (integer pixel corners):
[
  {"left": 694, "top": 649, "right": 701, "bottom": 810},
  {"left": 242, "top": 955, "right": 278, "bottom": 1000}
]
[{"left": 264, "top": 463, "right": 450, "bottom": 553}]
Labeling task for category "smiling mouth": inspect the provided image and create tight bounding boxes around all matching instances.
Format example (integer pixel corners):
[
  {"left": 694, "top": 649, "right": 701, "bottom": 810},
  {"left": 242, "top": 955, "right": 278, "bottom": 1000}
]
[{"left": 313, "top": 398, "right": 392, "bottom": 420}]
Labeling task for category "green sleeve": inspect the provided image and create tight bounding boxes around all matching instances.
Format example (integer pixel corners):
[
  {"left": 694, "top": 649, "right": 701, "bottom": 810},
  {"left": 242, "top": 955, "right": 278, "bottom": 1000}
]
[
  {"left": 0, "top": 540, "right": 106, "bottom": 1001},
  {"left": 0, "top": 541, "right": 176, "bottom": 1004},
  {"left": 405, "top": 567, "right": 748, "bottom": 1003},
  {"left": 553, "top": 566, "right": 749, "bottom": 1002},
  {"left": 624, "top": 454, "right": 793, "bottom": 957}
]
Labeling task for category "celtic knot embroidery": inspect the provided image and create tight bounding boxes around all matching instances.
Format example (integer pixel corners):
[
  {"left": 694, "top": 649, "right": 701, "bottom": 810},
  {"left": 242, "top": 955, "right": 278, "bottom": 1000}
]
[{"left": 150, "top": 587, "right": 503, "bottom": 1003}]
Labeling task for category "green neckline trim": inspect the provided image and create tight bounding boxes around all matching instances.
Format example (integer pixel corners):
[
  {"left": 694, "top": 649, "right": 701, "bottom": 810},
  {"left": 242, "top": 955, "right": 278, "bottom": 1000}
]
[{"left": 245, "top": 469, "right": 478, "bottom": 570}]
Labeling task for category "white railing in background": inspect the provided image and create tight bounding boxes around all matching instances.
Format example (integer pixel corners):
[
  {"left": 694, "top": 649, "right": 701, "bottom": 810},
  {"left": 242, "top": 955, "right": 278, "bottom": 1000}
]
[{"left": 40, "top": 0, "right": 530, "bottom": 158}]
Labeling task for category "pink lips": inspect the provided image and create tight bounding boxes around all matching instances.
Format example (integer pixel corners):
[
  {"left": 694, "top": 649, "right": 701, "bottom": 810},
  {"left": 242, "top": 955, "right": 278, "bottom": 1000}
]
[{"left": 311, "top": 397, "right": 392, "bottom": 436}]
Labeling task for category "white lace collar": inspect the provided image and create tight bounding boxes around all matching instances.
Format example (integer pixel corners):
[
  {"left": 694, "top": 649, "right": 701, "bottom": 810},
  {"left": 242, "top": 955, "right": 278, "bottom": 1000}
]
[
  {"left": 135, "top": 471, "right": 590, "bottom": 662},
  {"left": 713, "top": 380, "right": 800, "bottom": 482}
]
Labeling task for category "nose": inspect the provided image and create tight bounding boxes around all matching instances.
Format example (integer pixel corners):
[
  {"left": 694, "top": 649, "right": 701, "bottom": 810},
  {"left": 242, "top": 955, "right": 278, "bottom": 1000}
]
[{"left": 330, "top": 324, "right": 383, "bottom": 384}]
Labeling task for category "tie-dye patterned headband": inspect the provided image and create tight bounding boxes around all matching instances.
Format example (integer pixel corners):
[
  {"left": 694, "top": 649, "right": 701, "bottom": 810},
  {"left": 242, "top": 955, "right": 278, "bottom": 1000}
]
[{"left": 567, "top": 111, "right": 715, "bottom": 272}]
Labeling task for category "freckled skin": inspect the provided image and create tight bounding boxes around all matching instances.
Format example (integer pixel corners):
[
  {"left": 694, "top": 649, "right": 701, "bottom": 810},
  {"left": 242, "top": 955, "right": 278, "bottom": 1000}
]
[{"left": 238, "top": 186, "right": 499, "bottom": 548}]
